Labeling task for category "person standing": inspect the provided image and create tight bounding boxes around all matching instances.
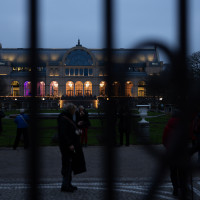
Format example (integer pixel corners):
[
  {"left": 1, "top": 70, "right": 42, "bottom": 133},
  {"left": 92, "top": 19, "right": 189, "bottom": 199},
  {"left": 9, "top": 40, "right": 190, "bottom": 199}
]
[
  {"left": 162, "top": 110, "right": 190, "bottom": 198},
  {"left": 76, "top": 105, "right": 90, "bottom": 147},
  {"left": 58, "top": 103, "right": 86, "bottom": 192},
  {"left": 13, "top": 109, "right": 29, "bottom": 150},
  {"left": 118, "top": 105, "right": 131, "bottom": 146},
  {"left": 191, "top": 112, "right": 200, "bottom": 163}
]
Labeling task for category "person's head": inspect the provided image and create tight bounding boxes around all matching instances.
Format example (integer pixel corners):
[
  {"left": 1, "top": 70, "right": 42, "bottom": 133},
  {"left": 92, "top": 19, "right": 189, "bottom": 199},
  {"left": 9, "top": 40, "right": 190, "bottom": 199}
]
[
  {"left": 20, "top": 109, "right": 25, "bottom": 114},
  {"left": 63, "top": 103, "right": 77, "bottom": 115},
  {"left": 171, "top": 109, "right": 181, "bottom": 118},
  {"left": 79, "top": 105, "right": 84, "bottom": 112}
]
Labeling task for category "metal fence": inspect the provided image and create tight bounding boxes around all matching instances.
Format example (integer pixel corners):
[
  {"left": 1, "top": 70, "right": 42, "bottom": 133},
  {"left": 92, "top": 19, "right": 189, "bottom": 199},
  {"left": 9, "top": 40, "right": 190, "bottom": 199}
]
[{"left": 4, "top": 0, "right": 199, "bottom": 200}]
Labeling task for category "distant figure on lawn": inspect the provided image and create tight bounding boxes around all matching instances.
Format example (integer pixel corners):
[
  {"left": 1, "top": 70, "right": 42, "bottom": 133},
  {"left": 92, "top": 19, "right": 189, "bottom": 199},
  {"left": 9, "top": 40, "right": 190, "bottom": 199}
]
[
  {"left": 13, "top": 109, "right": 29, "bottom": 150},
  {"left": 76, "top": 105, "right": 90, "bottom": 147},
  {"left": 118, "top": 105, "right": 131, "bottom": 146},
  {"left": 0, "top": 106, "right": 5, "bottom": 135},
  {"left": 57, "top": 103, "right": 86, "bottom": 192}
]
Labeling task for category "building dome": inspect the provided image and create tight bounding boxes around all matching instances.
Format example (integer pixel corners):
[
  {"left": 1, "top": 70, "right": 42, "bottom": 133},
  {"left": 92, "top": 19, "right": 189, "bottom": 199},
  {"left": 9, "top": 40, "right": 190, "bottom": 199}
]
[{"left": 65, "top": 49, "right": 93, "bottom": 66}]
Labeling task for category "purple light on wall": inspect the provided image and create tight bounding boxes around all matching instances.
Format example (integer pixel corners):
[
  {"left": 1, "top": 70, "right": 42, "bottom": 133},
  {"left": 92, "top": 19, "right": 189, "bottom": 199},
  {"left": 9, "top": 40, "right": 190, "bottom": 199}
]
[{"left": 24, "top": 81, "right": 31, "bottom": 96}]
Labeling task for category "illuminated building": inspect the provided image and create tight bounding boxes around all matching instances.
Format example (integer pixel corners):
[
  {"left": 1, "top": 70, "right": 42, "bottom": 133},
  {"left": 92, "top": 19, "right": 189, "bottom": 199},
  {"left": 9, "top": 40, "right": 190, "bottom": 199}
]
[{"left": 0, "top": 40, "right": 163, "bottom": 99}]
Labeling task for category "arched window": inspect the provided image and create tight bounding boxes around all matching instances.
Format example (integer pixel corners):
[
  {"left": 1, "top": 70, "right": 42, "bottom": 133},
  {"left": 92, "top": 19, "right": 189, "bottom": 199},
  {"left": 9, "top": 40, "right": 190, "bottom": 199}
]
[
  {"left": 11, "top": 81, "right": 20, "bottom": 96},
  {"left": 50, "top": 81, "right": 59, "bottom": 97},
  {"left": 84, "top": 81, "right": 92, "bottom": 96},
  {"left": 99, "top": 81, "right": 107, "bottom": 96},
  {"left": 112, "top": 82, "right": 120, "bottom": 96},
  {"left": 75, "top": 81, "right": 83, "bottom": 96},
  {"left": 125, "top": 81, "right": 134, "bottom": 97},
  {"left": 37, "top": 81, "right": 45, "bottom": 96},
  {"left": 24, "top": 81, "right": 32, "bottom": 97},
  {"left": 138, "top": 81, "right": 146, "bottom": 97},
  {"left": 66, "top": 81, "right": 74, "bottom": 96}
]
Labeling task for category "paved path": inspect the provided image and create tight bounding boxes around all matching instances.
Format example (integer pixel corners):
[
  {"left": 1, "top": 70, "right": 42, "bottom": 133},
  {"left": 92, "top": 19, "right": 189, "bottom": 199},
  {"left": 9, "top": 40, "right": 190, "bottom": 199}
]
[{"left": 0, "top": 146, "right": 200, "bottom": 199}]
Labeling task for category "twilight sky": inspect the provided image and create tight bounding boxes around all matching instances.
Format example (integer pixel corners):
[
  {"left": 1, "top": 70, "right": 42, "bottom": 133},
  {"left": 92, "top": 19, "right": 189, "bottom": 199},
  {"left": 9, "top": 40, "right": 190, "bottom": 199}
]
[{"left": 0, "top": 0, "right": 199, "bottom": 57}]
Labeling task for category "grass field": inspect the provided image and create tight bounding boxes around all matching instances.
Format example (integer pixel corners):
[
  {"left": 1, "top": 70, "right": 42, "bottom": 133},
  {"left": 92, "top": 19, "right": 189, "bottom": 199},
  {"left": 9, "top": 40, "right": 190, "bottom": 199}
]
[{"left": 0, "top": 110, "right": 170, "bottom": 147}]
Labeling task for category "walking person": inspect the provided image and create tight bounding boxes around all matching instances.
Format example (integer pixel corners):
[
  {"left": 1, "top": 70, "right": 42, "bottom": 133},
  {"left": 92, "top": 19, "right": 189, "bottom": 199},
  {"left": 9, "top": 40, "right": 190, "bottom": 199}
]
[
  {"left": 58, "top": 103, "right": 86, "bottom": 192},
  {"left": 13, "top": 109, "right": 29, "bottom": 150},
  {"left": 76, "top": 105, "right": 90, "bottom": 147}
]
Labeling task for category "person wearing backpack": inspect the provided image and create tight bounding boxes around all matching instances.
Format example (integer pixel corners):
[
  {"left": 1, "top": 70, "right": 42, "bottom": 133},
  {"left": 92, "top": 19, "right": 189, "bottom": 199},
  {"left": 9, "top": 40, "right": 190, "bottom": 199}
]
[{"left": 13, "top": 109, "right": 29, "bottom": 150}]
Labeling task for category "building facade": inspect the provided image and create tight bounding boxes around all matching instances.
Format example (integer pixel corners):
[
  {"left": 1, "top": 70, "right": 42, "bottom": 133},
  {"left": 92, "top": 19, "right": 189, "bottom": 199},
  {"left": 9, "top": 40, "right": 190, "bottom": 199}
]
[{"left": 0, "top": 41, "right": 163, "bottom": 99}]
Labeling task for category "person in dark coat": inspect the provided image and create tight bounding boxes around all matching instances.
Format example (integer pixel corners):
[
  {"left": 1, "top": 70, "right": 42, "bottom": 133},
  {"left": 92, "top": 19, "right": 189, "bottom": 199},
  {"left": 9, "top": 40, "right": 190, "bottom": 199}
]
[
  {"left": 118, "top": 105, "right": 131, "bottom": 146},
  {"left": 58, "top": 103, "right": 86, "bottom": 192},
  {"left": 162, "top": 110, "right": 190, "bottom": 198},
  {"left": 190, "top": 112, "right": 200, "bottom": 163},
  {"left": 13, "top": 109, "right": 29, "bottom": 150},
  {"left": 76, "top": 105, "right": 90, "bottom": 147},
  {"left": 0, "top": 106, "right": 5, "bottom": 135}
]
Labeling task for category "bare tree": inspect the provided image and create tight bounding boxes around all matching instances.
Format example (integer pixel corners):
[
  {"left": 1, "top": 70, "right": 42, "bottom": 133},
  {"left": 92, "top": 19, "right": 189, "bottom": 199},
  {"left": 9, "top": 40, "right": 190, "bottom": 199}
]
[{"left": 187, "top": 51, "right": 200, "bottom": 80}]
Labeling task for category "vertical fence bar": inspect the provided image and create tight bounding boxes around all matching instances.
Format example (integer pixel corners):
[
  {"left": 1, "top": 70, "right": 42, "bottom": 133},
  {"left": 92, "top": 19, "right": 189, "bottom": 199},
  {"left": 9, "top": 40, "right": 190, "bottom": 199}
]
[
  {"left": 178, "top": 0, "right": 190, "bottom": 199},
  {"left": 28, "top": 0, "right": 40, "bottom": 199},
  {"left": 104, "top": 0, "right": 116, "bottom": 200},
  {"left": 178, "top": 0, "right": 188, "bottom": 109}
]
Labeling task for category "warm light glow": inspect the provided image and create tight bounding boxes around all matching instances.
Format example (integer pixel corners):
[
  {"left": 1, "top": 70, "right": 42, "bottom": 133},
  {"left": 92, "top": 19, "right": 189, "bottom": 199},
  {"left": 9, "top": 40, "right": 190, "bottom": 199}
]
[
  {"left": 42, "top": 98, "right": 45, "bottom": 101},
  {"left": 2, "top": 54, "right": 16, "bottom": 62},
  {"left": 100, "top": 82, "right": 104, "bottom": 87},
  {"left": 51, "top": 54, "right": 59, "bottom": 61},
  {"left": 69, "top": 82, "right": 73, "bottom": 88},
  {"left": 147, "top": 54, "right": 154, "bottom": 62},
  {"left": 139, "top": 55, "right": 146, "bottom": 62},
  {"left": 85, "top": 82, "right": 90, "bottom": 88},
  {"left": 54, "top": 82, "right": 58, "bottom": 87}
]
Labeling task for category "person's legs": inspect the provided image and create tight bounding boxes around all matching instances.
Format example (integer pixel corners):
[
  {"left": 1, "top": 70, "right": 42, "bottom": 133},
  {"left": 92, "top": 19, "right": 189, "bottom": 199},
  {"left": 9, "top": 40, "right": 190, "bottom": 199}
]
[
  {"left": 81, "top": 128, "right": 85, "bottom": 145},
  {"left": 13, "top": 128, "right": 22, "bottom": 150},
  {"left": 169, "top": 165, "right": 179, "bottom": 196},
  {"left": 178, "top": 164, "right": 190, "bottom": 199},
  {"left": 61, "top": 153, "right": 74, "bottom": 192},
  {"left": 22, "top": 128, "right": 29, "bottom": 149}
]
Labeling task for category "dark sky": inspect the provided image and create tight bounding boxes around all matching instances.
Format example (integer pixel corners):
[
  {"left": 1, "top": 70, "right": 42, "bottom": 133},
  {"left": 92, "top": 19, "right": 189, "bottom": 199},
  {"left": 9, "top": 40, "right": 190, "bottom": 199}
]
[{"left": 0, "top": 0, "right": 199, "bottom": 57}]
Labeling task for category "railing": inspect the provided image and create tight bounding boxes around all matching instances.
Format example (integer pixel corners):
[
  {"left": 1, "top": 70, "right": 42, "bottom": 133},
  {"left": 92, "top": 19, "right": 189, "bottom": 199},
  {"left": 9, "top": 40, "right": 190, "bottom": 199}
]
[{"left": 1, "top": 0, "right": 199, "bottom": 200}]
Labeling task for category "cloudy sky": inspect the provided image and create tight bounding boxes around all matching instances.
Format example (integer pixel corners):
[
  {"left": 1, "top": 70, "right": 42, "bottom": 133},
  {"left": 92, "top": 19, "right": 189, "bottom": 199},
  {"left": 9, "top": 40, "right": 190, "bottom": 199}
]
[{"left": 0, "top": 0, "right": 199, "bottom": 56}]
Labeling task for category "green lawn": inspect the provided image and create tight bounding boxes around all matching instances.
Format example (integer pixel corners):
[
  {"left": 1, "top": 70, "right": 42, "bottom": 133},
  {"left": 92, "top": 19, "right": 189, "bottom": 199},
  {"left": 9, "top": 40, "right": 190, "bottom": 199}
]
[{"left": 0, "top": 111, "right": 170, "bottom": 147}]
